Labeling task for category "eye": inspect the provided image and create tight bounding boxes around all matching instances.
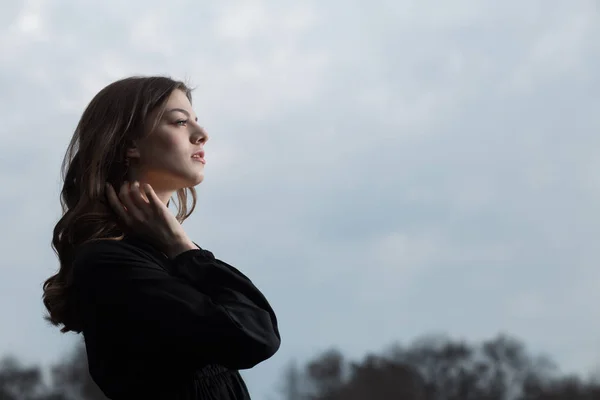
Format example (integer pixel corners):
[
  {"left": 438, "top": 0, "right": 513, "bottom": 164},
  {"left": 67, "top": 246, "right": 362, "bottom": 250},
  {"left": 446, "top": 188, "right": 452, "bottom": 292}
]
[{"left": 175, "top": 119, "right": 188, "bottom": 126}]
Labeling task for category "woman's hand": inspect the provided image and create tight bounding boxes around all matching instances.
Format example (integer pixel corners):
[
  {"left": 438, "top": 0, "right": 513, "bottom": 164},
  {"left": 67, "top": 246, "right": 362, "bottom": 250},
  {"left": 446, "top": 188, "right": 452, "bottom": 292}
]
[{"left": 106, "top": 181, "right": 197, "bottom": 258}]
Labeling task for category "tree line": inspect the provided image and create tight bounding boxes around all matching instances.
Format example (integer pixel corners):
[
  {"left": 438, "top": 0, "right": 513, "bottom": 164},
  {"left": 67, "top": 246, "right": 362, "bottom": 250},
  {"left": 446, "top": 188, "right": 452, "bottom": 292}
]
[
  {"left": 0, "top": 341, "right": 106, "bottom": 400},
  {"left": 1, "top": 334, "right": 598, "bottom": 399},
  {"left": 277, "top": 334, "right": 600, "bottom": 400}
]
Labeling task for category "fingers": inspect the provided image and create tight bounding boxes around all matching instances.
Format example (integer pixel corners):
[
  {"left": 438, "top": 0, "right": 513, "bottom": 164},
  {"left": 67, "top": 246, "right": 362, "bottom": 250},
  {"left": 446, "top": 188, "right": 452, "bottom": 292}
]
[
  {"left": 106, "top": 181, "right": 165, "bottom": 227},
  {"left": 129, "top": 182, "right": 149, "bottom": 209},
  {"left": 105, "top": 183, "right": 132, "bottom": 224},
  {"left": 118, "top": 182, "right": 145, "bottom": 222},
  {"left": 142, "top": 183, "right": 165, "bottom": 213}
]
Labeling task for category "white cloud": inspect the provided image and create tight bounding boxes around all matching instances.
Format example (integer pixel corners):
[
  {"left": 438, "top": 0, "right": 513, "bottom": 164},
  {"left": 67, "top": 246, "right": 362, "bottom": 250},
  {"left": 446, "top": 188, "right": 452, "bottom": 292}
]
[{"left": 508, "top": 7, "right": 599, "bottom": 93}]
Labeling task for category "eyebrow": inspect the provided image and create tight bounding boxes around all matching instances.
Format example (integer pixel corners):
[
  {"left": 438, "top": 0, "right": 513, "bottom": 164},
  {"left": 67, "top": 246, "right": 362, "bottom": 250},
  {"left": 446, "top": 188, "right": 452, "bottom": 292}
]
[{"left": 165, "top": 108, "right": 198, "bottom": 121}]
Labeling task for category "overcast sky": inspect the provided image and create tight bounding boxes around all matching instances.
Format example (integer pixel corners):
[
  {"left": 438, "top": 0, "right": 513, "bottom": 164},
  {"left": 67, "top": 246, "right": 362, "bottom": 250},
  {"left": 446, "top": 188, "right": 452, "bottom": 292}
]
[{"left": 1, "top": 0, "right": 599, "bottom": 398}]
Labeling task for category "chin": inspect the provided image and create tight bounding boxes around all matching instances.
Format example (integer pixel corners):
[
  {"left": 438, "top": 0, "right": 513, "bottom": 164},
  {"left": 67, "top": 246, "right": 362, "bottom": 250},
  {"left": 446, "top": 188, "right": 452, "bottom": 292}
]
[
  {"left": 167, "top": 172, "right": 204, "bottom": 190},
  {"left": 189, "top": 172, "right": 205, "bottom": 186}
]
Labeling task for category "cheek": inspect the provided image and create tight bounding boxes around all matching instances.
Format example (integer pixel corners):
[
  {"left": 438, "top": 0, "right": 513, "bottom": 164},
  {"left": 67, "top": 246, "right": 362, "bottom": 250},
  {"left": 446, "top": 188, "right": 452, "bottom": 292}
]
[
  {"left": 146, "top": 133, "right": 181, "bottom": 157},
  {"left": 150, "top": 137, "right": 194, "bottom": 172},
  {"left": 139, "top": 127, "right": 190, "bottom": 167},
  {"left": 156, "top": 132, "right": 179, "bottom": 150}
]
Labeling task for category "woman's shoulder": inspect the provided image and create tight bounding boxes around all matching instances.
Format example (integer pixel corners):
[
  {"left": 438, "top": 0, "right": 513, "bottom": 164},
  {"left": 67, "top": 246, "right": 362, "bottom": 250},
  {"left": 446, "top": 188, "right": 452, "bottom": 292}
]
[
  {"left": 74, "top": 237, "right": 138, "bottom": 260},
  {"left": 72, "top": 238, "right": 165, "bottom": 280}
]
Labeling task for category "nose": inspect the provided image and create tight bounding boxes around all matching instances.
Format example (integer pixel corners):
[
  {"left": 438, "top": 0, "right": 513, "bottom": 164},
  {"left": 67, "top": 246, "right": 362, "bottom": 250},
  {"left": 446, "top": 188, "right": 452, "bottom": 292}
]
[{"left": 192, "top": 125, "right": 209, "bottom": 144}]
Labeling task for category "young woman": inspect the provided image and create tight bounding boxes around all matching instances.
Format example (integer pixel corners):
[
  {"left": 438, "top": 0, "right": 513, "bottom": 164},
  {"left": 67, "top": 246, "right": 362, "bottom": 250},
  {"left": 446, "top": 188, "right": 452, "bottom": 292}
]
[{"left": 42, "top": 76, "right": 281, "bottom": 399}]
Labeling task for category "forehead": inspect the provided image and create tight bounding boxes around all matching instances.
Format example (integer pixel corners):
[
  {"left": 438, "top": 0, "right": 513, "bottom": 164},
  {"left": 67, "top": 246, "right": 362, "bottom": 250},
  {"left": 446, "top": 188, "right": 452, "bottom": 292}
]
[
  {"left": 165, "top": 89, "right": 192, "bottom": 109},
  {"left": 145, "top": 89, "right": 195, "bottom": 132}
]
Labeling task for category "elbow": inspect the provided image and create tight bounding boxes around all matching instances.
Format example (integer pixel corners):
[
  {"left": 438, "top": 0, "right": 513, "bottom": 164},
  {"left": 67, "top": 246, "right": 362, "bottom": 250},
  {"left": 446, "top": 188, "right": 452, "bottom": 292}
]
[
  {"left": 219, "top": 308, "right": 281, "bottom": 369},
  {"left": 228, "top": 331, "right": 281, "bottom": 370},
  {"left": 257, "top": 331, "right": 281, "bottom": 363},
  {"left": 239, "top": 338, "right": 281, "bottom": 370}
]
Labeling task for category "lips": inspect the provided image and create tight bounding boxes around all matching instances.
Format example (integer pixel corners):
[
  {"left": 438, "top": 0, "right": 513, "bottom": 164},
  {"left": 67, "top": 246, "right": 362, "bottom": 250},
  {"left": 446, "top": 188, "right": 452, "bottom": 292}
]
[{"left": 191, "top": 151, "right": 206, "bottom": 164}]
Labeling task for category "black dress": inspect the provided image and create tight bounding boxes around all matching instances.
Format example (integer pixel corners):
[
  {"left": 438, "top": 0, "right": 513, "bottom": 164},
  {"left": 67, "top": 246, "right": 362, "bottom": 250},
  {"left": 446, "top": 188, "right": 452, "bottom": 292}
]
[{"left": 71, "top": 235, "right": 281, "bottom": 399}]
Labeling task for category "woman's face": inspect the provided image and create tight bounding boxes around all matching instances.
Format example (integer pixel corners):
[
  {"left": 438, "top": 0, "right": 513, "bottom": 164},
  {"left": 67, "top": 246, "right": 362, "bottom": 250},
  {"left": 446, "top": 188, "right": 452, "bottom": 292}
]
[{"left": 129, "top": 89, "right": 209, "bottom": 193}]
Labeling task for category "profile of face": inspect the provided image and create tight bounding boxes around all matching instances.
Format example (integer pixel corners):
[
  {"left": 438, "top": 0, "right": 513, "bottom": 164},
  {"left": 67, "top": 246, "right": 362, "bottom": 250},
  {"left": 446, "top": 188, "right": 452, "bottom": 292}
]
[{"left": 127, "top": 89, "right": 209, "bottom": 195}]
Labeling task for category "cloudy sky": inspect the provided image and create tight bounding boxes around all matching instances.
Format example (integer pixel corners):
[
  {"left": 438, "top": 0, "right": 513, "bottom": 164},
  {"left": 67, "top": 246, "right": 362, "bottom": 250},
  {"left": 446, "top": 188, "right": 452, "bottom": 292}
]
[{"left": 1, "top": 0, "right": 599, "bottom": 397}]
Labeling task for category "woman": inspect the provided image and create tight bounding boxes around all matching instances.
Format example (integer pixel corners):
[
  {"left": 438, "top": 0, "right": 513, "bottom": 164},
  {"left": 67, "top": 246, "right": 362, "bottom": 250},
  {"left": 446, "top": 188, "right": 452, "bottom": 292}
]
[{"left": 42, "top": 76, "right": 281, "bottom": 399}]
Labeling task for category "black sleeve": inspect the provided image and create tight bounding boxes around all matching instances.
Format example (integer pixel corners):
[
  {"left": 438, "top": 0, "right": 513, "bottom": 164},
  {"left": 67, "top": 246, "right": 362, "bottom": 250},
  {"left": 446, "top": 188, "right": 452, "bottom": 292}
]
[{"left": 73, "top": 240, "right": 281, "bottom": 370}]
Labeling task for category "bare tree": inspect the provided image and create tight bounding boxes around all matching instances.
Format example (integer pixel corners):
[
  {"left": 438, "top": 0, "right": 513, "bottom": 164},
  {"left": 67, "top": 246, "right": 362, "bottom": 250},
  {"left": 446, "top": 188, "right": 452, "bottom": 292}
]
[
  {"left": 50, "top": 342, "right": 108, "bottom": 400},
  {"left": 281, "top": 333, "right": 600, "bottom": 400},
  {"left": 0, "top": 356, "right": 57, "bottom": 400},
  {"left": 279, "top": 360, "right": 305, "bottom": 400}
]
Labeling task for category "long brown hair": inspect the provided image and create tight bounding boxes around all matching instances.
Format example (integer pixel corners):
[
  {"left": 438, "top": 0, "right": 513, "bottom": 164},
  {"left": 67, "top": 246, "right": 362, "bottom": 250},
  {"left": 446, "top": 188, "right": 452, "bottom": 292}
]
[{"left": 43, "top": 76, "right": 197, "bottom": 333}]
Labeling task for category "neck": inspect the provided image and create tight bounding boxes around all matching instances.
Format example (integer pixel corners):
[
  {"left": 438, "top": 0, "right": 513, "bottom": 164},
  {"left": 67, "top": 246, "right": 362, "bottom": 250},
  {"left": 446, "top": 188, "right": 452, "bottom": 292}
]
[
  {"left": 154, "top": 189, "right": 174, "bottom": 206},
  {"left": 127, "top": 168, "right": 173, "bottom": 206}
]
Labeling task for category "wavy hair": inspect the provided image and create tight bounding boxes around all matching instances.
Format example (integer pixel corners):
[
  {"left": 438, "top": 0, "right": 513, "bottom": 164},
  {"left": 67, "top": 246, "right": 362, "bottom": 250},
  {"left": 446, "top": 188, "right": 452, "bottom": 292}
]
[{"left": 43, "top": 76, "right": 197, "bottom": 333}]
